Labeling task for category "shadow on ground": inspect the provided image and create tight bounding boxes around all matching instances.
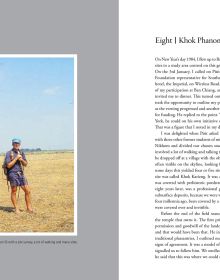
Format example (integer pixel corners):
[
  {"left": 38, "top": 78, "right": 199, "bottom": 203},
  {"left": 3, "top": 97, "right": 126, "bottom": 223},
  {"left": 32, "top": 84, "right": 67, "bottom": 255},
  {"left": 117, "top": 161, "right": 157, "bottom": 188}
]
[{"left": 0, "top": 206, "right": 14, "bottom": 213}]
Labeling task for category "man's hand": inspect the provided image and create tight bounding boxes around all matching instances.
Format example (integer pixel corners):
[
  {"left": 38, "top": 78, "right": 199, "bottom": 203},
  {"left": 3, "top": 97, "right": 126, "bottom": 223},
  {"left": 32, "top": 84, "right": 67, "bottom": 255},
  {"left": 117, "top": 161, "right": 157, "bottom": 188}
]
[{"left": 16, "top": 154, "right": 22, "bottom": 161}]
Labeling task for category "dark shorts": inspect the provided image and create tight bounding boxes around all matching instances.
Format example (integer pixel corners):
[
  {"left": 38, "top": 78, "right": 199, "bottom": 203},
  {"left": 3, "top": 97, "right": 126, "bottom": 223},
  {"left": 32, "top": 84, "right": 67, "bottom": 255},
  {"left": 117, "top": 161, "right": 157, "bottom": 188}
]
[{"left": 8, "top": 172, "right": 28, "bottom": 187}]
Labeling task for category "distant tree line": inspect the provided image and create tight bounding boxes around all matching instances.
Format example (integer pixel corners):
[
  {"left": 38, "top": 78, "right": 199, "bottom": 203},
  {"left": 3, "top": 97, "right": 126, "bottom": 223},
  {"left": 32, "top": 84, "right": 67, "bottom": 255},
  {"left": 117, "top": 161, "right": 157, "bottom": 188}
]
[
  {"left": 22, "top": 148, "right": 42, "bottom": 152},
  {"left": 0, "top": 148, "right": 73, "bottom": 156}
]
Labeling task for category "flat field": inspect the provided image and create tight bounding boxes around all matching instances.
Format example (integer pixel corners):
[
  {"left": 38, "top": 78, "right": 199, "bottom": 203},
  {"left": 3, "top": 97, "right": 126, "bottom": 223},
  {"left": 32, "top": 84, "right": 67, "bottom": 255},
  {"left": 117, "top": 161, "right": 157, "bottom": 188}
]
[{"left": 0, "top": 151, "right": 74, "bottom": 233}]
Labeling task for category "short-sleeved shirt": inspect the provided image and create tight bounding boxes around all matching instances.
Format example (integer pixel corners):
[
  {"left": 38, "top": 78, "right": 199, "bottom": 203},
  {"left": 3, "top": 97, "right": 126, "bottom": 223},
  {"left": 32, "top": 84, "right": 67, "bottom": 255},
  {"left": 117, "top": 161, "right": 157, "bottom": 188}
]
[{"left": 5, "top": 149, "right": 27, "bottom": 174}]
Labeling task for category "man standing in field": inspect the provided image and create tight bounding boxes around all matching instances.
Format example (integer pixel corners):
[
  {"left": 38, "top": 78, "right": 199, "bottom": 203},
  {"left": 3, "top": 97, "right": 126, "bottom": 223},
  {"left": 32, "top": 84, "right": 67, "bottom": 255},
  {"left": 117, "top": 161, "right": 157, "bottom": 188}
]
[{"left": 5, "top": 138, "right": 33, "bottom": 214}]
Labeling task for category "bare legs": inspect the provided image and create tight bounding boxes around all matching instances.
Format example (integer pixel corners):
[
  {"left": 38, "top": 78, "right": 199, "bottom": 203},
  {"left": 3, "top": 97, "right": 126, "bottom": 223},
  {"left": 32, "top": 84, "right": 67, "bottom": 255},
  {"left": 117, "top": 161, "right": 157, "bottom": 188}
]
[
  {"left": 11, "top": 185, "right": 33, "bottom": 213},
  {"left": 11, "top": 187, "right": 20, "bottom": 214},
  {"left": 21, "top": 185, "right": 33, "bottom": 212}
]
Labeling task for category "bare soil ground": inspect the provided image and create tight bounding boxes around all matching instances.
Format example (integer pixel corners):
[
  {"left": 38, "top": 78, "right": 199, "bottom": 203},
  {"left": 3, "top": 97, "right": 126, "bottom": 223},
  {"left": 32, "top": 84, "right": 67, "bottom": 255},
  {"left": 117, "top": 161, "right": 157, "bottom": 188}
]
[{"left": 0, "top": 152, "right": 74, "bottom": 233}]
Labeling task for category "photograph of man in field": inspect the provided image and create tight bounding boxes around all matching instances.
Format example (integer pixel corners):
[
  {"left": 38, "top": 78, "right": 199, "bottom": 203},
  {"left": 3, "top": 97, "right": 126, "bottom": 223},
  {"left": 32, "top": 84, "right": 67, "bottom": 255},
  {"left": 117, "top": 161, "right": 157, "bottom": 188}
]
[{"left": 0, "top": 55, "right": 76, "bottom": 234}]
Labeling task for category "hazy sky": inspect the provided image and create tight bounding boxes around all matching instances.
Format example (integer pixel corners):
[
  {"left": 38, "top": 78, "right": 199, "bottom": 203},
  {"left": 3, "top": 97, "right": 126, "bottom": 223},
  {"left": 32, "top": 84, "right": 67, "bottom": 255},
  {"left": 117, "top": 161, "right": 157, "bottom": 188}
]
[{"left": 0, "top": 57, "right": 75, "bottom": 152}]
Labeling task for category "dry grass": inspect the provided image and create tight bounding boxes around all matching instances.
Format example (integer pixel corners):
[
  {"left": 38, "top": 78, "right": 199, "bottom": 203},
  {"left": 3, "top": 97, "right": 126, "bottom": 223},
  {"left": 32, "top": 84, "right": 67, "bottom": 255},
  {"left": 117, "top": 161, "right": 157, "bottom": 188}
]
[{"left": 0, "top": 152, "right": 74, "bottom": 233}]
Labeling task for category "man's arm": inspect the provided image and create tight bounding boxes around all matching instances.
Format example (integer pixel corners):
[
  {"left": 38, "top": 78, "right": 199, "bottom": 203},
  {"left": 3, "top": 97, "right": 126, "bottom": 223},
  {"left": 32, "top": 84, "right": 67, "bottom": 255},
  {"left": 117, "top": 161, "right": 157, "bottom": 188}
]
[
  {"left": 7, "top": 154, "right": 22, "bottom": 169},
  {"left": 19, "top": 157, "right": 28, "bottom": 167},
  {"left": 19, "top": 152, "right": 28, "bottom": 167}
]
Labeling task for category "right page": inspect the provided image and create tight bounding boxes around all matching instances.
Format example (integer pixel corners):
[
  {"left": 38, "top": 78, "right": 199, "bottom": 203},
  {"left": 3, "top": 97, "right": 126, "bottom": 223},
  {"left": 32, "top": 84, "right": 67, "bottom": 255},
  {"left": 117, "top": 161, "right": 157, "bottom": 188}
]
[{"left": 151, "top": 0, "right": 220, "bottom": 278}]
